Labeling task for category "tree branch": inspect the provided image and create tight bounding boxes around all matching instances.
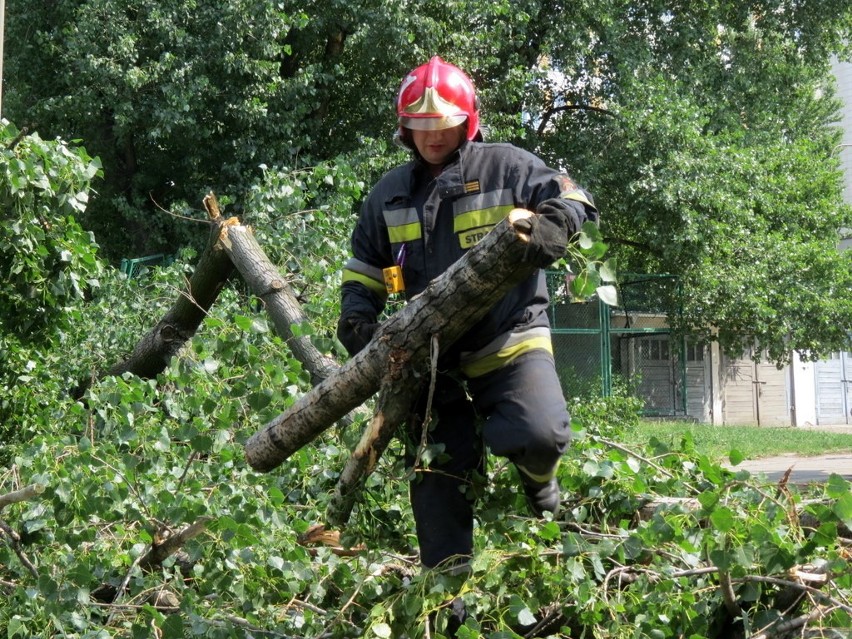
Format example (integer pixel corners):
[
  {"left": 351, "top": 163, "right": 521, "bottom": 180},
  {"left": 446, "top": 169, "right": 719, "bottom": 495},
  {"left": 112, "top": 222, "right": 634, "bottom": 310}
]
[
  {"left": 0, "top": 483, "right": 45, "bottom": 513},
  {"left": 536, "top": 103, "right": 615, "bottom": 136},
  {"left": 0, "top": 517, "right": 38, "bottom": 579},
  {"left": 138, "top": 516, "right": 213, "bottom": 572}
]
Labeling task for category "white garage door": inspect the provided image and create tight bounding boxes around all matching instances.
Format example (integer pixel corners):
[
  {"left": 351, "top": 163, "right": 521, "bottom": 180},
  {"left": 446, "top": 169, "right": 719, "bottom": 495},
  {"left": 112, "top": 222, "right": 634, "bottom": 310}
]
[{"left": 815, "top": 351, "right": 852, "bottom": 425}]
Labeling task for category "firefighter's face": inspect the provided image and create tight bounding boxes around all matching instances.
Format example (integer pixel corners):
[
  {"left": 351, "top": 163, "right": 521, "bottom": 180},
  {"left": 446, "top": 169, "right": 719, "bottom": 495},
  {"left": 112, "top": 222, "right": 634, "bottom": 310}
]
[{"left": 411, "top": 124, "right": 466, "bottom": 168}]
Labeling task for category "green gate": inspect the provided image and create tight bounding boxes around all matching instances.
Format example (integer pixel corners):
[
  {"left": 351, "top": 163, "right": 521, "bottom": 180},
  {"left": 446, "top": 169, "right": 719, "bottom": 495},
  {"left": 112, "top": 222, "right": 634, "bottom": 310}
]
[{"left": 548, "top": 272, "right": 689, "bottom": 417}]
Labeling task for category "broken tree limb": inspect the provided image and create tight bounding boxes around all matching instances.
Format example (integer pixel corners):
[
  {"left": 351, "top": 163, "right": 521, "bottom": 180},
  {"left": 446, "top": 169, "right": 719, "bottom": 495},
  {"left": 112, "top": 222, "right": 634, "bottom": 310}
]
[
  {"left": 326, "top": 347, "right": 424, "bottom": 526},
  {"left": 0, "top": 483, "right": 45, "bottom": 513},
  {"left": 218, "top": 223, "right": 339, "bottom": 387},
  {"left": 72, "top": 193, "right": 235, "bottom": 399},
  {"left": 74, "top": 193, "right": 342, "bottom": 401},
  {"left": 138, "top": 516, "right": 213, "bottom": 572},
  {"left": 245, "top": 209, "right": 539, "bottom": 473}
]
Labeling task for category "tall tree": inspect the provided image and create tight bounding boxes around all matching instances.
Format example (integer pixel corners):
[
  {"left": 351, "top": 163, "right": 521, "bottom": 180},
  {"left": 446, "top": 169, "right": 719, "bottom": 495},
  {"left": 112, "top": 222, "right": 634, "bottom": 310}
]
[{"left": 4, "top": 0, "right": 852, "bottom": 360}]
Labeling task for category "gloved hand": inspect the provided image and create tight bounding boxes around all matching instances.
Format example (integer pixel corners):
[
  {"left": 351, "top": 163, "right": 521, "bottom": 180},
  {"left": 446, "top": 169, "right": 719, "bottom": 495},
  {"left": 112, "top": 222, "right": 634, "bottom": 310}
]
[
  {"left": 512, "top": 202, "right": 572, "bottom": 268},
  {"left": 337, "top": 315, "right": 379, "bottom": 356}
]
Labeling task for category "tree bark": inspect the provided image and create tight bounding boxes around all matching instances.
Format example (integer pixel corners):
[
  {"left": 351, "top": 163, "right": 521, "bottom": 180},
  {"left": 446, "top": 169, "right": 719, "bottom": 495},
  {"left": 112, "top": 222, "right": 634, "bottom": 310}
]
[
  {"left": 72, "top": 194, "right": 235, "bottom": 398},
  {"left": 245, "top": 209, "right": 539, "bottom": 473},
  {"left": 218, "top": 223, "right": 339, "bottom": 387},
  {"left": 325, "top": 347, "right": 424, "bottom": 526}
]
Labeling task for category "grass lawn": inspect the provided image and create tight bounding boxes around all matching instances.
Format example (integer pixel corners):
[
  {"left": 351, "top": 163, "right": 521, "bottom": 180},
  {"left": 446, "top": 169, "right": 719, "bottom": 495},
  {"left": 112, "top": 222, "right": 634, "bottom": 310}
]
[{"left": 622, "top": 420, "right": 852, "bottom": 461}]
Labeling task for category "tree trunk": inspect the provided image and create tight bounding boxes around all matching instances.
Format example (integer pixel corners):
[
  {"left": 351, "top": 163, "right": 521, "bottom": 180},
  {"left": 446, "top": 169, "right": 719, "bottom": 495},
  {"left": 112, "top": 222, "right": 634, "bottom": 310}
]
[{"left": 244, "top": 210, "right": 539, "bottom": 473}]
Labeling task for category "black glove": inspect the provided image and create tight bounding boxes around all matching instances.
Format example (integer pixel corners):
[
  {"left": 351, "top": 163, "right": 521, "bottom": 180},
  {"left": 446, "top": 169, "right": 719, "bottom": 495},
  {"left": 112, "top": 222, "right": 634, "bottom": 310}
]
[
  {"left": 513, "top": 203, "right": 572, "bottom": 268},
  {"left": 337, "top": 315, "right": 379, "bottom": 356}
]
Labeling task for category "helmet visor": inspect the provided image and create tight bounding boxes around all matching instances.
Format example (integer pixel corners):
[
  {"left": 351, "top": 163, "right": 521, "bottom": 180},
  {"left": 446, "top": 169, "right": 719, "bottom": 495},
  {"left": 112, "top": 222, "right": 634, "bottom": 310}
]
[{"left": 400, "top": 114, "right": 467, "bottom": 131}]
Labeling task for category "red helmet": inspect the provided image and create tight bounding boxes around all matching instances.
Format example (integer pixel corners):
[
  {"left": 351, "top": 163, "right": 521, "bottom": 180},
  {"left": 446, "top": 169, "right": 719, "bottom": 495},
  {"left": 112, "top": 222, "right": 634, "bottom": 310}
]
[{"left": 396, "top": 56, "right": 480, "bottom": 141}]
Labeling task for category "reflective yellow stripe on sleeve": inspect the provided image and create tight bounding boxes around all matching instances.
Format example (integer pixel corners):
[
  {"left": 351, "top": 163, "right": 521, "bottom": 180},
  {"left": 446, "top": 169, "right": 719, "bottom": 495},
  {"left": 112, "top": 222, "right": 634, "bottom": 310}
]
[
  {"left": 560, "top": 189, "right": 594, "bottom": 208},
  {"left": 460, "top": 335, "right": 553, "bottom": 378}
]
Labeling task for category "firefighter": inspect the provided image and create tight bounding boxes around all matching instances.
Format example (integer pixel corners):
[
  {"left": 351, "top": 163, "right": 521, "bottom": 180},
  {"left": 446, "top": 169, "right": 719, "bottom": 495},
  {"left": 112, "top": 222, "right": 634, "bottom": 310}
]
[{"left": 337, "top": 56, "right": 597, "bottom": 633}]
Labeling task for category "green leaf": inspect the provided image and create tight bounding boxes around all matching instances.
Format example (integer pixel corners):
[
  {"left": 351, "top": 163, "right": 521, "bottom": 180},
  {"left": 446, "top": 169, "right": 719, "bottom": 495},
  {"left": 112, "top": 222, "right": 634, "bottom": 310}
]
[
  {"left": 539, "top": 520, "right": 561, "bottom": 541},
  {"left": 826, "top": 474, "right": 850, "bottom": 498},
  {"left": 596, "top": 284, "right": 618, "bottom": 306},
  {"left": 709, "top": 507, "right": 735, "bottom": 532},
  {"left": 833, "top": 493, "right": 852, "bottom": 528},
  {"left": 233, "top": 315, "right": 253, "bottom": 331},
  {"left": 372, "top": 623, "right": 392, "bottom": 638},
  {"left": 599, "top": 258, "right": 617, "bottom": 282},
  {"left": 7, "top": 616, "right": 27, "bottom": 638},
  {"left": 571, "top": 270, "right": 600, "bottom": 298},
  {"left": 728, "top": 449, "right": 745, "bottom": 466}
]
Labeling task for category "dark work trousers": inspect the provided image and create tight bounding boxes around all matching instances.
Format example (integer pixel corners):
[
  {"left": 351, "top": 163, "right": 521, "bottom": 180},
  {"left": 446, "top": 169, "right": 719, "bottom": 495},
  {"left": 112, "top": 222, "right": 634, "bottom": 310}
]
[{"left": 410, "top": 349, "right": 571, "bottom": 568}]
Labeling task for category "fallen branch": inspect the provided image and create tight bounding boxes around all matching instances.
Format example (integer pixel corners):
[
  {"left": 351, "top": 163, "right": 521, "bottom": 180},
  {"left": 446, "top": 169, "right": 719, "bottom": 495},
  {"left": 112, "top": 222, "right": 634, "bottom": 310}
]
[
  {"left": 72, "top": 194, "right": 235, "bottom": 398},
  {"left": 218, "top": 222, "right": 340, "bottom": 388},
  {"left": 138, "top": 516, "right": 213, "bottom": 571},
  {"left": 0, "top": 483, "right": 45, "bottom": 513},
  {"left": 245, "top": 210, "right": 539, "bottom": 472}
]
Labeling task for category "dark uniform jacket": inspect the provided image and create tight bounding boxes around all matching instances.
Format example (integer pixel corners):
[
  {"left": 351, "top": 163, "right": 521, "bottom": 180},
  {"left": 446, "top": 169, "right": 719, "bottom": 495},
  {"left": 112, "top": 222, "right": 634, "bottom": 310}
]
[{"left": 340, "top": 140, "right": 597, "bottom": 376}]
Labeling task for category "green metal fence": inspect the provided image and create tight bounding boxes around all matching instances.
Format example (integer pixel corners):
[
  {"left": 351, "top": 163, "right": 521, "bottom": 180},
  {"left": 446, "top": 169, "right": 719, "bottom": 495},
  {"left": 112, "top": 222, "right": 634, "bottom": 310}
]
[
  {"left": 119, "top": 254, "right": 173, "bottom": 279},
  {"left": 548, "top": 272, "right": 689, "bottom": 417}
]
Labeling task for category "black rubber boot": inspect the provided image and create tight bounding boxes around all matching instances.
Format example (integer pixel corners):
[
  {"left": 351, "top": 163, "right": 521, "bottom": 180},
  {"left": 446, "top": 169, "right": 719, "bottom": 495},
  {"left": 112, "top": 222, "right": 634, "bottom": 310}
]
[
  {"left": 444, "top": 598, "right": 469, "bottom": 638},
  {"left": 521, "top": 476, "right": 561, "bottom": 517},
  {"left": 427, "top": 597, "right": 469, "bottom": 638}
]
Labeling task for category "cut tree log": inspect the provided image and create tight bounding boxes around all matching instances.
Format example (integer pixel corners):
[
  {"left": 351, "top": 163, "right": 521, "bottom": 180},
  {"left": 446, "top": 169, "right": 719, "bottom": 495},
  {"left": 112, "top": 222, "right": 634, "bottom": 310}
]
[{"left": 244, "top": 209, "right": 540, "bottom": 473}]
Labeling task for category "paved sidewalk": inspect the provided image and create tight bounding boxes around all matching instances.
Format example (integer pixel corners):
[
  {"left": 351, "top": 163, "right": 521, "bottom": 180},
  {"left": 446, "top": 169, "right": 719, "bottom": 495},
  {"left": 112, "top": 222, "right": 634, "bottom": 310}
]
[
  {"left": 730, "top": 423, "right": 852, "bottom": 484},
  {"left": 733, "top": 453, "right": 852, "bottom": 484}
]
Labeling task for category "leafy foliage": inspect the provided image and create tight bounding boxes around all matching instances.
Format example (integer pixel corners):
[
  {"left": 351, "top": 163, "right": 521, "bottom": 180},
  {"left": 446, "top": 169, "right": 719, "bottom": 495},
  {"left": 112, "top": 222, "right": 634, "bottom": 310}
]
[
  {"left": 0, "top": 123, "right": 105, "bottom": 451},
  {"left": 3, "top": 295, "right": 851, "bottom": 637},
  {"left": 3, "top": 2, "right": 852, "bottom": 638},
  {"left": 6, "top": 0, "right": 852, "bottom": 360},
  {"left": 0, "top": 123, "right": 103, "bottom": 340}
]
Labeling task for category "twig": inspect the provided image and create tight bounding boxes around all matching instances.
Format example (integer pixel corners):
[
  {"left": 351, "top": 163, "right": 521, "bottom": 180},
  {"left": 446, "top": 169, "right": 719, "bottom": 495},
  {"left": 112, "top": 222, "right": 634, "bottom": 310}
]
[
  {"left": 0, "top": 517, "right": 39, "bottom": 579},
  {"left": 106, "top": 553, "right": 145, "bottom": 625},
  {"left": 413, "top": 333, "right": 440, "bottom": 471},
  {"left": 595, "top": 436, "right": 682, "bottom": 484},
  {"left": 284, "top": 597, "right": 328, "bottom": 615},
  {"left": 150, "top": 193, "right": 211, "bottom": 224},
  {"left": 175, "top": 452, "right": 198, "bottom": 493},
  {"left": 90, "top": 453, "right": 155, "bottom": 522}
]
